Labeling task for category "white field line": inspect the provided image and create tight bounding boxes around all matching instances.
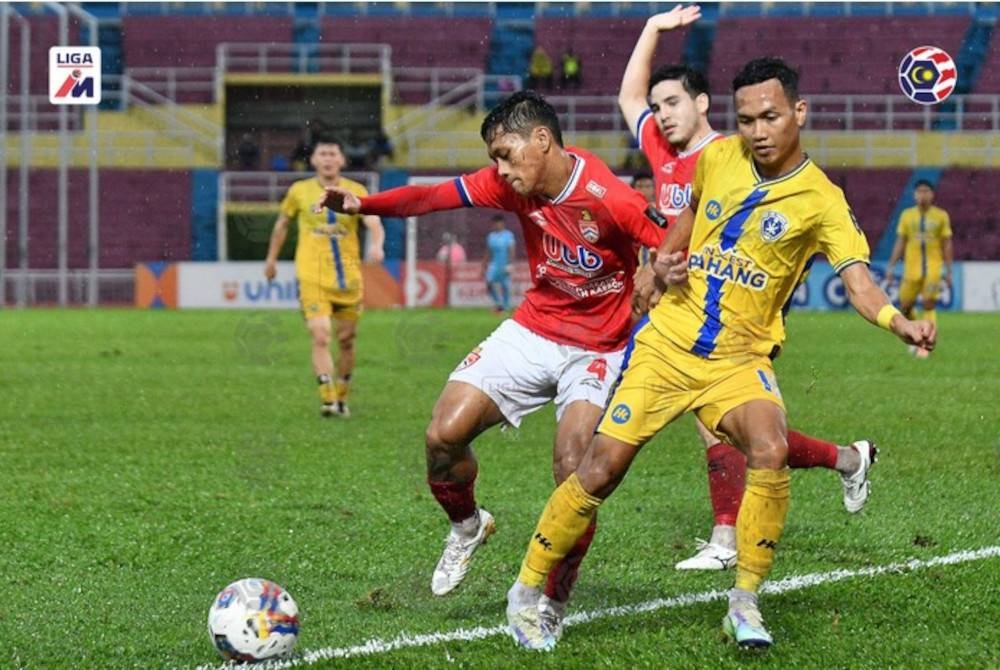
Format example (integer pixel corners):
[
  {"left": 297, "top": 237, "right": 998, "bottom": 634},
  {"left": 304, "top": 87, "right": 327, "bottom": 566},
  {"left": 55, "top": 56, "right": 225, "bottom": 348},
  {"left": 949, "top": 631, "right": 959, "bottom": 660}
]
[{"left": 194, "top": 545, "right": 1000, "bottom": 669}]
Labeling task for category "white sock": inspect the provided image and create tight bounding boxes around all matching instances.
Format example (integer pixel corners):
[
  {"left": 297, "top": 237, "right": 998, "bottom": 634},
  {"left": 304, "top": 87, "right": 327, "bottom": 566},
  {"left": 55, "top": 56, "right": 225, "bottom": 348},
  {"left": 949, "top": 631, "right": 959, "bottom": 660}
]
[
  {"left": 835, "top": 445, "right": 861, "bottom": 476},
  {"left": 507, "top": 582, "right": 541, "bottom": 611},
  {"left": 451, "top": 510, "right": 480, "bottom": 536},
  {"left": 710, "top": 524, "right": 736, "bottom": 550}
]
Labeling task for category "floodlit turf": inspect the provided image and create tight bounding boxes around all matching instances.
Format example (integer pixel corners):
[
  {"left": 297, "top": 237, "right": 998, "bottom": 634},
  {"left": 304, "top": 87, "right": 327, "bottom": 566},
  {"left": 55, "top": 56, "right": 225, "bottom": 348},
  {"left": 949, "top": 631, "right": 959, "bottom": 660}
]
[{"left": 1, "top": 308, "right": 997, "bottom": 669}]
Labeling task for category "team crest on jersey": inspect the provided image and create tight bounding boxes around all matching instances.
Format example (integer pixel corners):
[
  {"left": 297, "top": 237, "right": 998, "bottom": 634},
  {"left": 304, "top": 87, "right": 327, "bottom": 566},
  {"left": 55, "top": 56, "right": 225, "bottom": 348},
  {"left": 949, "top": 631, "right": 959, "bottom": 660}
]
[
  {"left": 705, "top": 200, "right": 723, "bottom": 220},
  {"left": 760, "top": 211, "right": 789, "bottom": 242},
  {"left": 456, "top": 347, "right": 482, "bottom": 371},
  {"left": 585, "top": 180, "right": 607, "bottom": 199},
  {"left": 578, "top": 210, "right": 600, "bottom": 242},
  {"left": 660, "top": 162, "right": 676, "bottom": 175}
]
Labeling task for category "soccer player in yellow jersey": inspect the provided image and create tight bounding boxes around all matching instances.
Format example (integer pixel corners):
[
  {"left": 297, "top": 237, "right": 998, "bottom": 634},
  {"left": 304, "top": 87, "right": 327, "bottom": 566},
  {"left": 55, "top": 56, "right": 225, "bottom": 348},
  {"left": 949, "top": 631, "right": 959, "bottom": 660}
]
[
  {"left": 505, "top": 58, "right": 935, "bottom": 651},
  {"left": 885, "top": 179, "right": 952, "bottom": 358},
  {"left": 264, "top": 135, "right": 385, "bottom": 417}
]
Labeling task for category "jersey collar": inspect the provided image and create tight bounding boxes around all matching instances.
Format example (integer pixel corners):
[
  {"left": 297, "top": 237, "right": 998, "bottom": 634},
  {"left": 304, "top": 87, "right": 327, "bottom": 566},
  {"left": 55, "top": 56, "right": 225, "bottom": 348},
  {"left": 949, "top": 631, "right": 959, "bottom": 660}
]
[
  {"left": 678, "top": 131, "right": 723, "bottom": 159},
  {"left": 750, "top": 153, "right": 812, "bottom": 186},
  {"left": 550, "top": 153, "right": 585, "bottom": 205}
]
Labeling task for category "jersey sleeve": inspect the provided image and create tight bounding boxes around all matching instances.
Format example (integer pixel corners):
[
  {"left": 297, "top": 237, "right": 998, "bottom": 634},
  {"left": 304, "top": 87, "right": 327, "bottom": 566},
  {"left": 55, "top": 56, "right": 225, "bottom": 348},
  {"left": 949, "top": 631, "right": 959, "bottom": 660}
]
[
  {"left": 941, "top": 209, "right": 953, "bottom": 239},
  {"left": 359, "top": 179, "right": 465, "bottom": 217},
  {"left": 456, "top": 165, "right": 521, "bottom": 211},
  {"left": 280, "top": 183, "right": 300, "bottom": 219},
  {"left": 691, "top": 139, "right": 718, "bottom": 203},
  {"left": 895, "top": 210, "right": 907, "bottom": 237},
  {"left": 612, "top": 185, "right": 668, "bottom": 249},
  {"left": 819, "top": 198, "right": 871, "bottom": 274}
]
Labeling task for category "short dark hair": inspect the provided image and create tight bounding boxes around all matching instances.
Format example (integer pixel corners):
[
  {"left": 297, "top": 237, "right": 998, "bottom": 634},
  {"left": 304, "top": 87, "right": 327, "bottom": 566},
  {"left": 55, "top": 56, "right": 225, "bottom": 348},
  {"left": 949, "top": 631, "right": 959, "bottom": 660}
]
[
  {"left": 649, "top": 65, "right": 711, "bottom": 105},
  {"left": 914, "top": 179, "right": 935, "bottom": 190},
  {"left": 480, "top": 90, "right": 564, "bottom": 147},
  {"left": 732, "top": 57, "right": 800, "bottom": 103},
  {"left": 311, "top": 132, "right": 344, "bottom": 153},
  {"left": 631, "top": 169, "right": 653, "bottom": 186}
]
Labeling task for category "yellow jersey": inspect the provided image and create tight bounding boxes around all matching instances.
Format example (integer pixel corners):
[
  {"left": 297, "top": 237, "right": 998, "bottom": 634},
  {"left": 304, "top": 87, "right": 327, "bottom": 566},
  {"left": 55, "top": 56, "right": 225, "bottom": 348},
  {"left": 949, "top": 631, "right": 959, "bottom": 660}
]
[
  {"left": 280, "top": 176, "right": 368, "bottom": 291},
  {"left": 651, "top": 136, "right": 870, "bottom": 359},
  {"left": 896, "top": 205, "right": 951, "bottom": 281}
]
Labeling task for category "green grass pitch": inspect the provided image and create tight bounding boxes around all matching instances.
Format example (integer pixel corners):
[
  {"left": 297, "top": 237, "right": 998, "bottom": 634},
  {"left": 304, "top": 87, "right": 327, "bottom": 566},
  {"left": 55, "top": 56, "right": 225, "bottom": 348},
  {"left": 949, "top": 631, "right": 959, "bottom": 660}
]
[{"left": 2, "top": 308, "right": 998, "bottom": 669}]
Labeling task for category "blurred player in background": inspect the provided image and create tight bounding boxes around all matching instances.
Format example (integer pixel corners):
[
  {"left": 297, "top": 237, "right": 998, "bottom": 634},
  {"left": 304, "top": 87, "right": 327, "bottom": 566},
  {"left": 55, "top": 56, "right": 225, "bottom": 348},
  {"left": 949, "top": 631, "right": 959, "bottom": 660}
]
[
  {"left": 317, "top": 91, "right": 668, "bottom": 647},
  {"left": 265, "top": 134, "right": 385, "bottom": 417},
  {"left": 885, "top": 179, "right": 953, "bottom": 358},
  {"left": 484, "top": 214, "right": 516, "bottom": 312},
  {"left": 506, "top": 57, "right": 936, "bottom": 651},
  {"left": 620, "top": 5, "right": 876, "bottom": 572}
]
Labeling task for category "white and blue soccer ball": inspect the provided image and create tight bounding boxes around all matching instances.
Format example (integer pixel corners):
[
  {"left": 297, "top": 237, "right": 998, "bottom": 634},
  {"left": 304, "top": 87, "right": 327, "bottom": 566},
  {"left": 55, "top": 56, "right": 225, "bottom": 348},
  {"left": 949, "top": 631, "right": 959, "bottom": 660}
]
[{"left": 207, "top": 578, "right": 300, "bottom": 663}]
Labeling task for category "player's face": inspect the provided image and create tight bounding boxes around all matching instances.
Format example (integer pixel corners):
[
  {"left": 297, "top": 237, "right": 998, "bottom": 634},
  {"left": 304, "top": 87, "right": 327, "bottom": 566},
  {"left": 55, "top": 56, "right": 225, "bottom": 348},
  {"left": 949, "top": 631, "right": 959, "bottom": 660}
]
[
  {"left": 486, "top": 129, "right": 547, "bottom": 196},
  {"left": 649, "top": 79, "right": 705, "bottom": 149},
  {"left": 311, "top": 142, "right": 345, "bottom": 179},
  {"left": 633, "top": 178, "right": 655, "bottom": 205},
  {"left": 914, "top": 184, "right": 935, "bottom": 207},
  {"left": 735, "top": 78, "right": 807, "bottom": 177}
]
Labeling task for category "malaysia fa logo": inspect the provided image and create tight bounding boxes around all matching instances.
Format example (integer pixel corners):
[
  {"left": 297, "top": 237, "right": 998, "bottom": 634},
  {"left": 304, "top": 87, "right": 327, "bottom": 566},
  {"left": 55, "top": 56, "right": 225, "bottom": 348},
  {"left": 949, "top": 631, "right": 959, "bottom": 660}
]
[
  {"left": 760, "top": 211, "right": 789, "bottom": 242},
  {"left": 49, "top": 47, "right": 102, "bottom": 105},
  {"left": 898, "top": 46, "right": 956, "bottom": 105}
]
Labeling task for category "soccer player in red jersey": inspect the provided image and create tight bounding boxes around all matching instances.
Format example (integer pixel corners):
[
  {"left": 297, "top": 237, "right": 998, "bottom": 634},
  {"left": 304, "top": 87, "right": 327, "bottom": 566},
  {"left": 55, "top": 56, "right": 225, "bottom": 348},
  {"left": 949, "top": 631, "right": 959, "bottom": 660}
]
[
  {"left": 620, "top": 6, "right": 877, "bottom": 571},
  {"left": 317, "top": 91, "right": 668, "bottom": 641}
]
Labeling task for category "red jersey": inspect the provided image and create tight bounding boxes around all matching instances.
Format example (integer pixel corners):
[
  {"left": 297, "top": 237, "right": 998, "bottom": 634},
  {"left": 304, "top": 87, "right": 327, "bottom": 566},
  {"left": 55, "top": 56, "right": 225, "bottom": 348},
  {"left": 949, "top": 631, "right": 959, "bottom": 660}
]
[
  {"left": 356, "top": 147, "right": 667, "bottom": 352},
  {"left": 635, "top": 109, "right": 723, "bottom": 223}
]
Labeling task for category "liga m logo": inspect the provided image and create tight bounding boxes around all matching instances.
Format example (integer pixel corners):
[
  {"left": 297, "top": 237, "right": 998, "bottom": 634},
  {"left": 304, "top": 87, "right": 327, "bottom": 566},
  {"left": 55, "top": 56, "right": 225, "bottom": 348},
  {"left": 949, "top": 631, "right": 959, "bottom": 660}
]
[
  {"left": 49, "top": 47, "right": 102, "bottom": 105},
  {"left": 898, "top": 45, "right": 956, "bottom": 105}
]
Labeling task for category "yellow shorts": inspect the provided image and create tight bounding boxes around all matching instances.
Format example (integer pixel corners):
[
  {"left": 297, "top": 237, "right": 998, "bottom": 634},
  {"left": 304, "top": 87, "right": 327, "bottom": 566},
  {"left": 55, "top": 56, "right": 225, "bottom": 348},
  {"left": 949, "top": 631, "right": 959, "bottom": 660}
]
[
  {"left": 597, "top": 320, "right": 785, "bottom": 446},
  {"left": 299, "top": 281, "right": 362, "bottom": 321},
  {"left": 899, "top": 274, "right": 942, "bottom": 306}
]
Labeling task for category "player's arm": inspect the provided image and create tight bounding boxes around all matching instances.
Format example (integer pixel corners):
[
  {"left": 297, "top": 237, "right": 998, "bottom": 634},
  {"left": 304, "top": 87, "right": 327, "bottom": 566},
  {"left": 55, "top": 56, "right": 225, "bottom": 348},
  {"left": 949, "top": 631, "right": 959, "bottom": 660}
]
[
  {"left": 618, "top": 5, "right": 702, "bottom": 134},
  {"left": 264, "top": 213, "right": 291, "bottom": 280},
  {"left": 840, "top": 262, "right": 935, "bottom": 348},
  {"left": 316, "top": 179, "right": 466, "bottom": 217},
  {"left": 651, "top": 201, "right": 695, "bottom": 285},
  {"left": 362, "top": 214, "right": 385, "bottom": 263},
  {"left": 942, "top": 234, "right": 954, "bottom": 287},
  {"left": 884, "top": 234, "right": 906, "bottom": 285}
]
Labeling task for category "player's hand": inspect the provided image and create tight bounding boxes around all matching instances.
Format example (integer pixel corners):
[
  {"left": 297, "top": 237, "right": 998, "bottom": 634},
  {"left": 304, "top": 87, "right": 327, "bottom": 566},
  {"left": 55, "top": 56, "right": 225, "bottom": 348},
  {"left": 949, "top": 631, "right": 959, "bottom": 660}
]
[
  {"left": 264, "top": 260, "right": 277, "bottom": 281},
  {"left": 943, "top": 271, "right": 953, "bottom": 289},
  {"left": 652, "top": 250, "right": 688, "bottom": 286},
  {"left": 366, "top": 245, "right": 385, "bottom": 263},
  {"left": 632, "top": 265, "right": 666, "bottom": 318},
  {"left": 892, "top": 316, "right": 936, "bottom": 351},
  {"left": 647, "top": 4, "right": 702, "bottom": 32},
  {"left": 313, "top": 186, "right": 361, "bottom": 215},
  {"left": 883, "top": 271, "right": 895, "bottom": 287}
]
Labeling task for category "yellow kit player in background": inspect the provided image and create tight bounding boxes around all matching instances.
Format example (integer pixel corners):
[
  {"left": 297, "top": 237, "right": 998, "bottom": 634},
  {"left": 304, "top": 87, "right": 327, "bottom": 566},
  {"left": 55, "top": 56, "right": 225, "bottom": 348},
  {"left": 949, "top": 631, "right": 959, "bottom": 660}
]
[
  {"left": 265, "top": 135, "right": 385, "bottom": 417},
  {"left": 504, "top": 57, "right": 936, "bottom": 652},
  {"left": 885, "top": 179, "right": 952, "bottom": 358}
]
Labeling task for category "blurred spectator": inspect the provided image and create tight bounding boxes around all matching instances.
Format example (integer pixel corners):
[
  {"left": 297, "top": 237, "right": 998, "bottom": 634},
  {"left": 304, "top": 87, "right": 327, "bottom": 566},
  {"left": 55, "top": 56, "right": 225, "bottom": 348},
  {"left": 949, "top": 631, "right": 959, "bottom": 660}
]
[
  {"left": 236, "top": 133, "right": 261, "bottom": 170},
  {"left": 631, "top": 169, "right": 655, "bottom": 206},
  {"left": 561, "top": 47, "right": 581, "bottom": 89},
  {"left": 270, "top": 155, "right": 290, "bottom": 171},
  {"left": 527, "top": 46, "right": 554, "bottom": 90},
  {"left": 436, "top": 232, "right": 467, "bottom": 264},
  {"left": 367, "top": 131, "right": 395, "bottom": 167}
]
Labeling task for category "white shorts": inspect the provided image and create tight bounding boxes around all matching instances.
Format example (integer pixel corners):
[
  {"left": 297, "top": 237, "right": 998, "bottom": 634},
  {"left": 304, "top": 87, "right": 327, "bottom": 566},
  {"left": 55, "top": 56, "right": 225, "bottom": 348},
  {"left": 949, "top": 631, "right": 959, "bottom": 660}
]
[{"left": 448, "top": 319, "right": 625, "bottom": 427}]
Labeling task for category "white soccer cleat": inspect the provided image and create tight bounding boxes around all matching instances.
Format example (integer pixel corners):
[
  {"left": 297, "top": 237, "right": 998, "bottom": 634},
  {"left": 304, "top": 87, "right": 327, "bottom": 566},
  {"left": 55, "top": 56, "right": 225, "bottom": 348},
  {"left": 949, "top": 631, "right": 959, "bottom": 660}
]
[
  {"left": 430, "top": 508, "right": 495, "bottom": 596},
  {"left": 320, "top": 401, "right": 350, "bottom": 418},
  {"left": 507, "top": 602, "right": 557, "bottom": 651},
  {"left": 675, "top": 539, "right": 737, "bottom": 571},
  {"left": 723, "top": 597, "right": 773, "bottom": 649},
  {"left": 537, "top": 594, "right": 567, "bottom": 641},
  {"left": 842, "top": 440, "right": 878, "bottom": 513}
]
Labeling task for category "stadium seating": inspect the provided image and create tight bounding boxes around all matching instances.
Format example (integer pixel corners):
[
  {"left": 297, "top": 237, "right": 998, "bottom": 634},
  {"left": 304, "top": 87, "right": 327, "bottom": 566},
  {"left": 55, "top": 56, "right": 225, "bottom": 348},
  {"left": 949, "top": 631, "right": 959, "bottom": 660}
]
[
  {"left": 937, "top": 168, "right": 1000, "bottom": 261},
  {"left": 825, "top": 168, "right": 913, "bottom": 244},
  {"left": 7, "top": 15, "right": 60, "bottom": 96},
  {"left": 533, "top": 17, "right": 690, "bottom": 97},
  {"left": 4, "top": 170, "right": 192, "bottom": 269},
  {"left": 708, "top": 16, "right": 970, "bottom": 97},
  {"left": 121, "top": 15, "right": 294, "bottom": 68}
]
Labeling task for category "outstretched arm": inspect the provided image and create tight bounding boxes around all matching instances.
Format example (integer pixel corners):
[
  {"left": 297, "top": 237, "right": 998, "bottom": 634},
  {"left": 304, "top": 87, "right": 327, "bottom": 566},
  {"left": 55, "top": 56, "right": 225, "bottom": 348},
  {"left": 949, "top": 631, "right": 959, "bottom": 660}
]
[
  {"left": 264, "top": 213, "right": 290, "bottom": 280},
  {"left": 840, "top": 262, "right": 936, "bottom": 348},
  {"left": 316, "top": 180, "right": 466, "bottom": 218},
  {"left": 618, "top": 4, "right": 702, "bottom": 134},
  {"left": 362, "top": 214, "right": 385, "bottom": 263}
]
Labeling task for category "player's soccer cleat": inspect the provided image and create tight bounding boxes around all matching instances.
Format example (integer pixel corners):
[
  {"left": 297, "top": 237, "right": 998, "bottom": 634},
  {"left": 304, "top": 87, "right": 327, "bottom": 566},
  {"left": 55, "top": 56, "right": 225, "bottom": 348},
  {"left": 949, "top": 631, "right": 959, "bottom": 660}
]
[
  {"left": 430, "top": 508, "right": 495, "bottom": 595},
  {"left": 723, "top": 599, "right": 773, "bottom": 649},
  {"left": 675, "top": 539, "right": 737, "bottom": 571},
  {"left": 320, "top": 401, "right": 350, "bottom": 418},
  {"left": 842, "top": 440, "right": 878, "bottom": 513},
  {"left": 507, "top": 602, "right": 557, "bottom": 651},
  {"left": 537, "top": 594, "right": 567, "bottom": 641},
  {"left": 914, "top": 346, "right": 931, "bottom": 359}
]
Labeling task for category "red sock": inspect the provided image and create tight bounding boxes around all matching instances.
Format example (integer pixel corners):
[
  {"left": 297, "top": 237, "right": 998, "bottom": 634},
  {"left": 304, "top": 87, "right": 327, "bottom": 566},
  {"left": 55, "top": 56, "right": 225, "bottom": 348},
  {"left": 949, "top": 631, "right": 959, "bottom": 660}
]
[
  {"left": 428, "top": 477, "right": 477, "bottom": 522},
  {"left": 707, "top": 443, "right": 746, "bottom": 527},
  {"left": 787, "top": 430, "right": 838, "bottom": 469},
  {"left": 544, "top": 517, "right": 597, "bottom": 603}
]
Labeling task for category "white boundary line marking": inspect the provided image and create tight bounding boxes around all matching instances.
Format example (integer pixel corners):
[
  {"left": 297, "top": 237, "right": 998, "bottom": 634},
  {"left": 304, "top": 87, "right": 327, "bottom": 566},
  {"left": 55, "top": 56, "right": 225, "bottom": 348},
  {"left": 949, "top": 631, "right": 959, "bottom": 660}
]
[{"left": 195, "top": 546, "right": 1000, "bottom": 669}]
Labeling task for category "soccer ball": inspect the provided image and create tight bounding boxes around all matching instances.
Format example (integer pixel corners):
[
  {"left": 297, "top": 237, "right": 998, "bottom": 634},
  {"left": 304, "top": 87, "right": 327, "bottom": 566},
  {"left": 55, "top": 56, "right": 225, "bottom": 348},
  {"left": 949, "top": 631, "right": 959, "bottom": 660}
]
[{"left": 207, "top": 578, "right": 300, "bottom": 663}]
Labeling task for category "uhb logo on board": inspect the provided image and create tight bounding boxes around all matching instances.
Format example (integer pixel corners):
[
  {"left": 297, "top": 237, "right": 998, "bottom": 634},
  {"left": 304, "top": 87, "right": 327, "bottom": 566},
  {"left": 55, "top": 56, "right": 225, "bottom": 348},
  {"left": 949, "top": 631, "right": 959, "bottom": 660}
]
[
  {"left": 898, "top": 45, "right": 956, "bottom": 105},
  {"left": 49, "top": 47, "right": 102, "bottom": 105}
]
